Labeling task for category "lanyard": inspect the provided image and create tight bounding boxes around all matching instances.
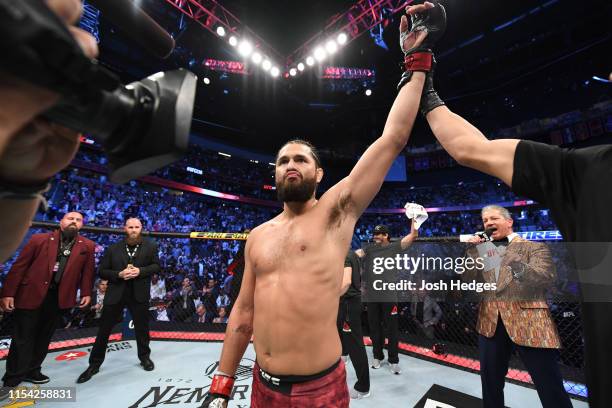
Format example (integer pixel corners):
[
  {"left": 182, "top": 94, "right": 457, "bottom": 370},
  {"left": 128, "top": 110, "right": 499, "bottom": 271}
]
[{"left": 126, "top": 244, "right": 140, "bottom": 264}]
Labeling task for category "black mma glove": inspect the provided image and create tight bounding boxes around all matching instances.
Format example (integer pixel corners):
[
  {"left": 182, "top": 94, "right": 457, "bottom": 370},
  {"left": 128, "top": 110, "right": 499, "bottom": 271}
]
[{"left": 397, "top": 1, "right": 447, "bottom": 93}]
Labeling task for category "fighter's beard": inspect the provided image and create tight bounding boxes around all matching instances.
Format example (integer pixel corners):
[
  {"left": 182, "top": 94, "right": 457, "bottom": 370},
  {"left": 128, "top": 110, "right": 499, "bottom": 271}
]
[
  {"left": 276, "top": 177, "right": 316, "bottom": 203},
  {"left": 126, "top": 234, "right": 143, "bottom": 246}
]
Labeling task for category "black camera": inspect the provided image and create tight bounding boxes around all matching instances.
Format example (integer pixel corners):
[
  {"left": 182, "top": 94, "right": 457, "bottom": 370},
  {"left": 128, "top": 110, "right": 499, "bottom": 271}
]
[{"left": 0, "top": 0, "right": 197, "bottom": 183}]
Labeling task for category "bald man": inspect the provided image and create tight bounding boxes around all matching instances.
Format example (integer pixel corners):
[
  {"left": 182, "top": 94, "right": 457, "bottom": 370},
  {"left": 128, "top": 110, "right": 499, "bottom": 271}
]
[
  {"left": 77, "top": 218, "right": 160, "bottom": 383},
  {"left": 0, "top": 212, "right": 95, "bottom": 397}
]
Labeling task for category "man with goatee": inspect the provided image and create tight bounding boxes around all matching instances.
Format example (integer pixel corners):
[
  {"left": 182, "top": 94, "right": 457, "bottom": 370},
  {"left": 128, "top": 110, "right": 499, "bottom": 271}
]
[
  {"left": 0, "top": 212, "right": 95, "bottom": 398},
  {"left": 202, "top": 3, "right": 447, "bottom": 407},
  {"left": 77, "top": 217, "right": 160, "bottom": 383}
]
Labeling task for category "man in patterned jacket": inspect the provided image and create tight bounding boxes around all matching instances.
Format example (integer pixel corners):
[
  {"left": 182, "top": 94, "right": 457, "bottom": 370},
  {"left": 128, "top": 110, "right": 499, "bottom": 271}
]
[{"left": 464, "top": 205, "right": 571, "bottom": 408}]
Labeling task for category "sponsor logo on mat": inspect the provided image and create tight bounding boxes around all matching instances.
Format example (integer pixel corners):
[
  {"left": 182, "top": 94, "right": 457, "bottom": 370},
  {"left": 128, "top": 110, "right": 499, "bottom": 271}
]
[
  {"left": 128, "top": 382, "right": 250, "bottom": 408},
  {"left": 128, "top": 359, "right": 255, "bottom": 407},
  {"left": 0, "top": 338, "right": 11, "bottom": 350},
  {"left": 55, "top": 351, "right": 88, "bottom": 362},
  {"left": 86, "top": 341, "right": 133, "bottom": 354},
  {"left": 205, "top": 358, "right": 255, "bottom": 381}
]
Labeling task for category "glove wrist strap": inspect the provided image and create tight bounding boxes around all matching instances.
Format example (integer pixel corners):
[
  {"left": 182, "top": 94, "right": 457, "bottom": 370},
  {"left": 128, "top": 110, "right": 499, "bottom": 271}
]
[
  {"left": 403, "top": 52, "right": 433, "bottom": 72},
  {"left": 210, "top": 374, "right": 235, "bottom": 397}
]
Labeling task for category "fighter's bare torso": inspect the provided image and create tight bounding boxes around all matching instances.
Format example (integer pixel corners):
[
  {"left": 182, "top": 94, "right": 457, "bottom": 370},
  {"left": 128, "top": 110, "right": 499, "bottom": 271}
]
[{"left": 248, "top": 195, "right": 355, "bottom": 375}]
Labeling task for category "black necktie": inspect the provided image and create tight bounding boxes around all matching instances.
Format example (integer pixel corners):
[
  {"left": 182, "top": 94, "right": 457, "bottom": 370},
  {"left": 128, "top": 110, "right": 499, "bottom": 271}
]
[{"left": 493, "top": 237, "right": 509, "bottom": 247}]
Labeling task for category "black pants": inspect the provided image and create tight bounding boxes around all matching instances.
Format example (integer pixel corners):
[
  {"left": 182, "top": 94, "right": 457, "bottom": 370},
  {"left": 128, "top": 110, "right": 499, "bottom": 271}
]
[
  {"left": 366, "top": 302, "right": 398, "bottom": 364},
  {"left": 337, "top": 296, "right": 370, "bottom": 393},
  {"left": 3, "top": 289, "right": 62, "bottom": 386},
  {"left": 89, "top": 292, "right": 150, "bottom": 367},
  {"left": 479, "top": 316, "right": 572, "bottom": 408},
  {"left": 581, "top": 301, "right": 612, "bottom": 408}
]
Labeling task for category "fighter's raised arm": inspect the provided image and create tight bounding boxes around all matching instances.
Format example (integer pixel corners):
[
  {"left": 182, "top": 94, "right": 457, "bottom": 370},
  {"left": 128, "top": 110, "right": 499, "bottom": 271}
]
[{"left": 326, "top": 2, "right": 446, "bottom": 216}]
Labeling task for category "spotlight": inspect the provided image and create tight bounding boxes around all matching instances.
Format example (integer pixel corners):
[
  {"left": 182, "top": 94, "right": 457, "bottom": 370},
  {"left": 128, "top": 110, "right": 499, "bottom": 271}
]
[
  {"left": 229, "top": 36, "right": 238, "bottom": 47},
  {"left": 325, "top": 40, "right": 338, "bottom": 54},
  {"left": 252, "top": 52, "right": 262, "bottom": 64},
  {"left": 238, "top": 40, "right": 253, "bottom": 57},
  {"left": 314, "top": 46, "right": 326, "bottom": 61},
  {"left": 289, "top": 68, "right": 297, "bottom": 76},
  {"left": 306, "top": 56, "right": 315, "bottom": 66},
  {"left": 271, "top": 66, "right": 280, "bottom": 77},
  {"left": 297, "top": 62, "right": 305, "bottom": 71},
  {"left": 216, "top": 26, "right": 226, "bottom": 37},
  {"left": 203, "top": 77, "right": 211, "bottom": 85},
  {"left": 337, "top": 32, "right": 348, "bottom": 45},
  {"left": 365, "top": 89, "right": 372, "bottom": 96},
  {"left": 262, "top": 59, "right": 272, "bottom": 71}
]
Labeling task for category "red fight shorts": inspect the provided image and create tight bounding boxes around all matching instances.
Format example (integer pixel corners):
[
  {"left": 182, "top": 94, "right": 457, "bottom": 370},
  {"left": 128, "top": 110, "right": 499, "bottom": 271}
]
[{"left": 251, "top": 359, "right": 349, "bottom": 408}]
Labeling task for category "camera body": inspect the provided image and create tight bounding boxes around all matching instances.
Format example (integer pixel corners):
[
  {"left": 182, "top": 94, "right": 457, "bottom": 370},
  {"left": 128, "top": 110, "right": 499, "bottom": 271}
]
[{"left": 0, "top": 0, "right": 197, "bottom": 183}]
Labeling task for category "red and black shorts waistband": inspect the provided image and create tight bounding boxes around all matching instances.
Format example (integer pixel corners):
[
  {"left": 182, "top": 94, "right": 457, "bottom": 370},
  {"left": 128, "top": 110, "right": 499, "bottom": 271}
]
[{"left": 255, "top": 359, "right": 341, "bottom": 394}]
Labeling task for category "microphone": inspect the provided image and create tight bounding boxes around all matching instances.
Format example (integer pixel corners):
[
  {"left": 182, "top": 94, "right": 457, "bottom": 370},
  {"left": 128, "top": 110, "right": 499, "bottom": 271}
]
[
  {"left": 479, "top": 228, "right": 496, "bottom": 241},
  {"left": 459, "top": 228, "right": 495, "bottom": 243},
  {"left": 88, "top": 0, "right": 175, "bottom": 59}
]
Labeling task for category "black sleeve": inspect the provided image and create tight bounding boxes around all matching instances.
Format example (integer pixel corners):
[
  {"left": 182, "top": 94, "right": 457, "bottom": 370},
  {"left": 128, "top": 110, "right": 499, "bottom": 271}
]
[
  {"left": 512, "top": 140, "right": 591, "bottom": 237},
  {"left": 98, "top": 246, "right": 120, "bottom": 282},
  {"left": 343, "top": 251, "right": 362, "bottom": 296},
  {"left": 511, "top": 141, "right": 612, "bottom": 240},
  {"left": 345, "top": 251, "right": 360, "bottom": 267},
  {"left": 344, "top": 254, "right": 353, "bottom": 268},
  {"left": 512, "top": 141, "right": 583, "bottom": 211},
  {"left": 139, "top": 241, "right": 161, "bottom": 278}
]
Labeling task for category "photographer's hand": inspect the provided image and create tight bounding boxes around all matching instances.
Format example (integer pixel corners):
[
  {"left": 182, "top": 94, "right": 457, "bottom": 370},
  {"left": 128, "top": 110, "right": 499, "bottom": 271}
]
[
  {"left": 0, "top": 0, "right": 98, "bottom": 162},
  {"left": 0, "top": 0, "right": 98, "bottom": 263}
]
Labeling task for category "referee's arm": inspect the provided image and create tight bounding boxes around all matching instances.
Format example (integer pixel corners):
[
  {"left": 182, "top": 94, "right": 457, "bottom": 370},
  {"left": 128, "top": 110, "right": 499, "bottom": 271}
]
[{"left": 424, "top": 106, "right": 519, "bottom": 187}]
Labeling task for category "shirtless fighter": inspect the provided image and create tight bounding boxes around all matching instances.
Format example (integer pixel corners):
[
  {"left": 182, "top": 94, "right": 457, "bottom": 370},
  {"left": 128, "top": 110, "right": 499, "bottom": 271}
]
[{"left": 201, "top": 2, "right": 446, "bottom": 407}]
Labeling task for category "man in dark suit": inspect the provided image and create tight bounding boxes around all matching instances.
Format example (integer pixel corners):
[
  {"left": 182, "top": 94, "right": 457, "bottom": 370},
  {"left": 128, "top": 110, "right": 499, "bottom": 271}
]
[
  {"left": 77, "top": 217, "right": 160, "bottom": 383},
  {"left": 410, "top": 289, "right": 442, "bottom": 341},
  {"left": 357, "top": 221, "right": 418, "bottom": 375},
  {"left": 168, "top": 277, "right": 197, "bottom": 322},
  {"left": 0, "top": 212, "right": 95, "bottom": 393},
  {"left": 337, "top": 249, "right": 370, "bottom": 399}
]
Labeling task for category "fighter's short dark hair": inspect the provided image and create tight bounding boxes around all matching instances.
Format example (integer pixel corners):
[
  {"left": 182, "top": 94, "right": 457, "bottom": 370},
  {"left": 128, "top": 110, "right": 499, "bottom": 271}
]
[{"left": 276, "top": 139, "right": 322, "bottom": 168}]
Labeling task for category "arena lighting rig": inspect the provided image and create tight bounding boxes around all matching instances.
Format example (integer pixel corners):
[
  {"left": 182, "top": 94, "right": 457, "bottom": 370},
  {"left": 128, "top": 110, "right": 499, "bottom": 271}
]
[
  {"left": 164, "top": 0, "right": 284, "bottom": 78},
  {"left": 162, "top": 0, "right": 412, "bottom": 79},
  {"left": 283, "top": 0, "right": 412, "bottom": 77}
]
